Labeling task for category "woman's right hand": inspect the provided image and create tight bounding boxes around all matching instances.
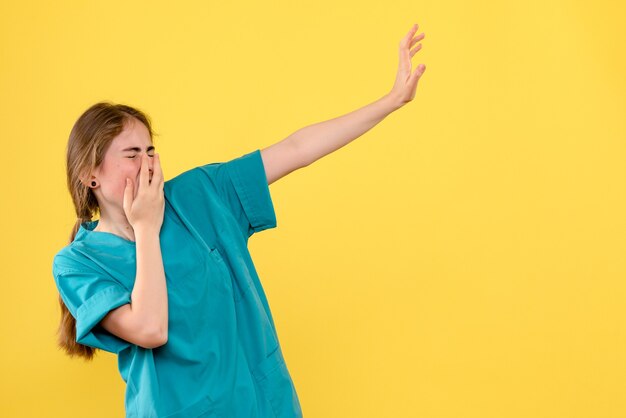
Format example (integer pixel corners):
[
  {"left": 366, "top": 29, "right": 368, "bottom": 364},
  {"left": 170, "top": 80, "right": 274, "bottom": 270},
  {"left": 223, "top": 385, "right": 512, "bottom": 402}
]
[{"left": 123, "top": 152, "right": 165, "bottom": 234}]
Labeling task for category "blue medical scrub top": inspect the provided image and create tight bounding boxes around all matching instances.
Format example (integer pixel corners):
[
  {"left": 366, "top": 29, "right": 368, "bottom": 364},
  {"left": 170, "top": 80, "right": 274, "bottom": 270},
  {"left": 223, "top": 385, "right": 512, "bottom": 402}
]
[{"left": 52, "top": 149, "right": 303, "bottom": 418}]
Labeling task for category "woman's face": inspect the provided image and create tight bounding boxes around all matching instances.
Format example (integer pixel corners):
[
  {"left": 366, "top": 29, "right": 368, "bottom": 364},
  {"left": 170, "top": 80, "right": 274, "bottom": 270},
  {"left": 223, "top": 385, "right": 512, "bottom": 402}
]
[{"left": 89, "top": 118, "right": 156, "bottom": 207}]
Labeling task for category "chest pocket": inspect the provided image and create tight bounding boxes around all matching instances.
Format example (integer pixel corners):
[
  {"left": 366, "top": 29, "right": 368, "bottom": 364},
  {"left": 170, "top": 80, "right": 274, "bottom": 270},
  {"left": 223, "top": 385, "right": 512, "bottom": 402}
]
[
  {"left": 160, "top": 206, "right": 232, "bottom": 295},
  {"left": 162, "top": 240, "right": 235, "bottom": 303},
  {"left": 161, "top": 231, "right": 207, "bottom": 291},
  {"left": 159, "top": 212, "right": 239, "bottom": 321}
]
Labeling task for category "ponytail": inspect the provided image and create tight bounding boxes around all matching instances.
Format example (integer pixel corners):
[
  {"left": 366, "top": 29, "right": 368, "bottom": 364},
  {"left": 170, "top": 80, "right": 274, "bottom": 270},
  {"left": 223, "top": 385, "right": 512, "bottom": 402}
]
[{"left": 56, "top": 217, "right": 96, "bottom": 360}]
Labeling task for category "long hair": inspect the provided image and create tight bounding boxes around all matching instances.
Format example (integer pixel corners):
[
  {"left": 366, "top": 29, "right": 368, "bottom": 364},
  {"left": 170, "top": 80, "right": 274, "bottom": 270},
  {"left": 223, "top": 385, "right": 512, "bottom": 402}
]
[{"left": 57, "top": 101, "right": 158, "bottom": 360}]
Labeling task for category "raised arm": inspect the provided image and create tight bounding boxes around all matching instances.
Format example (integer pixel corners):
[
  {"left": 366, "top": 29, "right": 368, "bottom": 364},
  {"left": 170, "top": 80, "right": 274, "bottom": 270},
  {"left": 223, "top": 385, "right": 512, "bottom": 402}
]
[{"left": 260, "top": 23, "right": 426, "bottom": 185}]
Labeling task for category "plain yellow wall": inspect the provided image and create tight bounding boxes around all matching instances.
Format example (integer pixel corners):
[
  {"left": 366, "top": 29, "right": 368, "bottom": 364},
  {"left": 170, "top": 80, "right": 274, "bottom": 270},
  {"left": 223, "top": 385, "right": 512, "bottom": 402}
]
[{"left": 1, "top": 0, "right": 625, "bottom": 417}]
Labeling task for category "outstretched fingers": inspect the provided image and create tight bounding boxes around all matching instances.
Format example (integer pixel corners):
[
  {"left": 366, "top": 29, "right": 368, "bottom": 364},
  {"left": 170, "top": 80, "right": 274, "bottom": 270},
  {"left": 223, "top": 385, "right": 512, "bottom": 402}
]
[
  {"left": 399, "top": 24, "right": 425, "bottom": 75},
  {"left": 399, "top": 25, "right": 417, "bottom": 71},
  {"left": 401, "top": 23, "right": 419, "bottom": 47},
  {"left": 409, "top": 32, "right": 425, "bottom": 57}
]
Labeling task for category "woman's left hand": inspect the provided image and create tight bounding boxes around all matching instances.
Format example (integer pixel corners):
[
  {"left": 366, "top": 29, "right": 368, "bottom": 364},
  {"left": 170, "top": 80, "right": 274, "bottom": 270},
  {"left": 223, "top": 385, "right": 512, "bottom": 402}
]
[{"left": 388, "top": 23, "right": 426, "bottom": 107}]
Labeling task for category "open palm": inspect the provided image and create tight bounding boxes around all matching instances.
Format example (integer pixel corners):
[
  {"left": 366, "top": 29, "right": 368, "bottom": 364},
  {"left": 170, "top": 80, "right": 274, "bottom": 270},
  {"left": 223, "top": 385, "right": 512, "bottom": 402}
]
[{"left": 389, "top": 23, "right": 426, "bottom": 105}]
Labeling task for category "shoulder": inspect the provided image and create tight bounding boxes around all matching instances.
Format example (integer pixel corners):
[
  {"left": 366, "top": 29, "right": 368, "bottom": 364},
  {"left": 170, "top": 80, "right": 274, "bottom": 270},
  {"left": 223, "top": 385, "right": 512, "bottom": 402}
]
[
  {"left": 52, "top": 244, "right": 83, "bottom": 275},
  {"left": 51, "top": 240, "right": 103, "bottom": 280},
  {"left": 163, "top": 149, "right": 261, "bottom": 191}
]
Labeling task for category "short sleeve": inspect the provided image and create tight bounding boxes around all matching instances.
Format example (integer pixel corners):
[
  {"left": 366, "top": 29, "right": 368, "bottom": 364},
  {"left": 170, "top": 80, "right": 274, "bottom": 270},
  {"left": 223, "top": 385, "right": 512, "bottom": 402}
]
[
  {"left": 195, "top": 149, "right": 277, "bottom": 239},
  {"left": 52, "top": 257, "right": 133, "bottom": 354}
]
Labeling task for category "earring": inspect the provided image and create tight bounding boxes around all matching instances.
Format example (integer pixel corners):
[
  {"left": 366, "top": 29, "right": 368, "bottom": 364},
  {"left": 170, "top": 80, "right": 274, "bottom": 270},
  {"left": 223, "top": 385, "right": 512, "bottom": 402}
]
[{"left": 91, "top": 181, "right": 96, "bottom": 187}]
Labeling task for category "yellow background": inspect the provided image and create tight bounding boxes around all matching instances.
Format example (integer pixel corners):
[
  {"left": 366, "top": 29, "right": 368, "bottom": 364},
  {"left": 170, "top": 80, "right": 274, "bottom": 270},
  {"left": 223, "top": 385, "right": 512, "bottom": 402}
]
[{"left": 1, "top": 0, "right": 625, "bottom": 417}]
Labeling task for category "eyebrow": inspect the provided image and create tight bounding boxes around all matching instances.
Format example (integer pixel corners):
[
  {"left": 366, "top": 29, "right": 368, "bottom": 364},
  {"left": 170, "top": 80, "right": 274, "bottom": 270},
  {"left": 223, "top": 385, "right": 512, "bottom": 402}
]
[{"left": 120, "top": 145, "right": 155, "bottom": 153}]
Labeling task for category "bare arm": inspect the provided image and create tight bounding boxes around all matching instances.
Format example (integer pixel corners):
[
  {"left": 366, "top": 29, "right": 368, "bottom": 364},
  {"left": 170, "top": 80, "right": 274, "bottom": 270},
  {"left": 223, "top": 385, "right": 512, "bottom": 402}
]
[
  {"left": 287, "top": 93, "right": 403, "bottom": 168},
  {"left": 260, "top": 23, "right": 426, "bottom": 183},
  {"left": 131, "top": 227, "right": 168, "bottom": 344}
]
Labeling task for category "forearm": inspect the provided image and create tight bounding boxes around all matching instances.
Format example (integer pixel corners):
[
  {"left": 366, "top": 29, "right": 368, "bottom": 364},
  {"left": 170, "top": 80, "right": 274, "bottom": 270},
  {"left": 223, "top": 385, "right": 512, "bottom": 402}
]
[
  {"left": 289, "top": 93, "right": 403, "bottom": 166},
  {"left": 130, "top": 228, "right": 168, "bottom": 340}
]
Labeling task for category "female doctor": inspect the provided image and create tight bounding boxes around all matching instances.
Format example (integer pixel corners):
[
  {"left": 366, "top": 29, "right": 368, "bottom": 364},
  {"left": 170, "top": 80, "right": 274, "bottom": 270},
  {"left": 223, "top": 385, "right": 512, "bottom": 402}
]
[{"left": 52, "top": 23, "right": 426, "bottom": 418}]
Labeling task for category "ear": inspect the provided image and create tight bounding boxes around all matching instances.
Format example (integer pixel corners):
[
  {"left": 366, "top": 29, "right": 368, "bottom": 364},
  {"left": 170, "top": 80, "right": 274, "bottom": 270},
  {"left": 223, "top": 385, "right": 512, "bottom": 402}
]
[{"left": 78, "top": 168, "right": 97, "bottom": 188}]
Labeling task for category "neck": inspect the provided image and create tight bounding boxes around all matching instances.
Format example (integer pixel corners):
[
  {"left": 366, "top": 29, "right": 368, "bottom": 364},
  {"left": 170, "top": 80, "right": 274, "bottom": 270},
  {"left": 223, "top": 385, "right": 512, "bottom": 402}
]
[{"left": 95, "top": 211, "right": 135, "bottom": 242}]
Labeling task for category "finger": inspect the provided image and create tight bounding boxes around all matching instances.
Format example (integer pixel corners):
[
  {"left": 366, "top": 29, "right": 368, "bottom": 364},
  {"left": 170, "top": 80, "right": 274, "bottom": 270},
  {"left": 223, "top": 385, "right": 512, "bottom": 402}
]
[
  {"left": 399, "top": 36, "right": 412, "bottom": 73},
  {"left": 409, "top": 33, "right": 425, "bottom": 49},
  {"left": 402, "top": 24, "right": 419, "bottom": 46},
  {"left": 399, "top": 25, "right": 419, "bottom": 72},
  {"left": 139, "top": 152, "right": 149, "bottom": 189},
  {"left": 157, "top": 156, "right": 165, "bottom": 189},
  {"left": 123, "top": 177, "right": 134, "bottom": 215},
  {"left": 410, "top": 44, "right": 422, "bottom": 58},
  {"left": 152, "top": 153, "right": 163, "bottom": 184},
  {"left": 410, "top": 63, "right": 426, "bottom": 84}
]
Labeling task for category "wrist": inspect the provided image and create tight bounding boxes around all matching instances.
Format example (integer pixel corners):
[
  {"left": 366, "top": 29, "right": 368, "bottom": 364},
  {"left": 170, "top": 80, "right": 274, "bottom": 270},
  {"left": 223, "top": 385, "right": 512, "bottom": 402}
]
[
  {"left": 383, "top": 92, "right": 405, "bottom": 112},
  {"left": 134, "top": 225, "right": 161, "bottom": 240}
]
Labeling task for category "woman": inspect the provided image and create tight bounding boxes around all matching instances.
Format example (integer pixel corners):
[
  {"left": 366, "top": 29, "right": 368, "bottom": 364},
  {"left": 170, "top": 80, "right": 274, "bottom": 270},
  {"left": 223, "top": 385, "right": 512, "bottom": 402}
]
[{"left": 52, "top": 23, "right": 426, "bottom": 418}]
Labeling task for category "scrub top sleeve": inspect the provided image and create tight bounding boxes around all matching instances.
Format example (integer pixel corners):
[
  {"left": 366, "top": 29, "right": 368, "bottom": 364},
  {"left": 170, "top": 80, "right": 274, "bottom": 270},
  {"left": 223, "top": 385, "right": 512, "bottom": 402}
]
[
  {"left": 52, "top": 263, "right": 133, "bottom": 354},
  {"left": 197, "top": 149, "right": 277, "bottom": 239}
]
